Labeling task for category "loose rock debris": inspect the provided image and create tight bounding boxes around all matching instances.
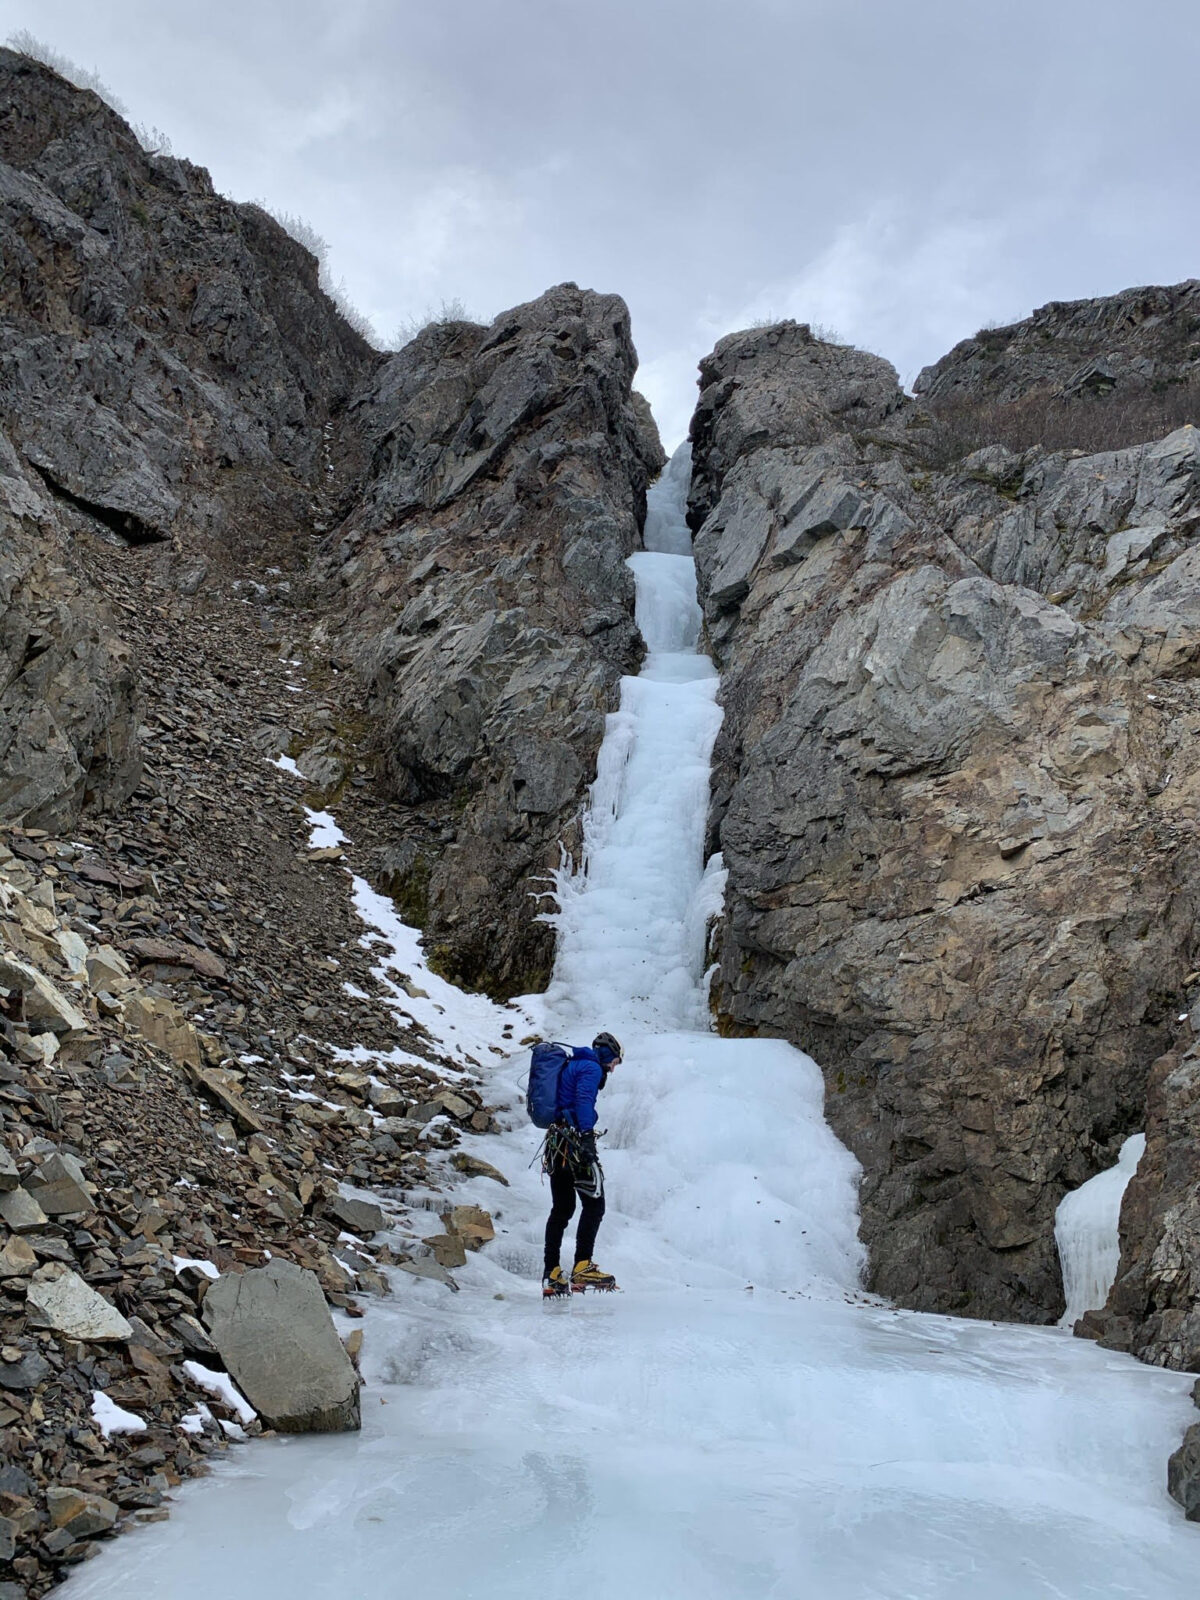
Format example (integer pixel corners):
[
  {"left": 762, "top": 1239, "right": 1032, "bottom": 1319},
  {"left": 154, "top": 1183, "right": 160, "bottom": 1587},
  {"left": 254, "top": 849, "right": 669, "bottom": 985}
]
[{"left": 0, "top": 556, "right": 511, "bottom": 1595}]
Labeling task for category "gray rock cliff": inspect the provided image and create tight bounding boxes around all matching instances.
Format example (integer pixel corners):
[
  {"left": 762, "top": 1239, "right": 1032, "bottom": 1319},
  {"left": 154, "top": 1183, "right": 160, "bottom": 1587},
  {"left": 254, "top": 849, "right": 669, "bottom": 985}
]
[
  {"left": 0, "top": 46, "right": 375, "bottom": 829},
  {"left": 0, "top": 47, "right": 372, "bottom": 556},
  {"left": 0, "top": 431, "right": 139, "bottom": 824},
  {"left": 690, "top": 314, "right": 1200, "bottom": 1326},
  {"left": 1098, "top": 1043, "right": 1200, "bottom": 1373},
  {"left": 916, "top": 280, "right": 1200, "bottom": 407},
  {"left": 313, "top": 286, "right": 663, "bottom": 995}
]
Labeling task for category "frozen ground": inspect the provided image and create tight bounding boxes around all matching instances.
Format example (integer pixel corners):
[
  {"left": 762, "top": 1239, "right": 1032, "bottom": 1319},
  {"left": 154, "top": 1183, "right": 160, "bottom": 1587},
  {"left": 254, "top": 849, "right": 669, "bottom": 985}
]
[{"left": 63, "top": 450, "right": 1200, "bottom": 1599}]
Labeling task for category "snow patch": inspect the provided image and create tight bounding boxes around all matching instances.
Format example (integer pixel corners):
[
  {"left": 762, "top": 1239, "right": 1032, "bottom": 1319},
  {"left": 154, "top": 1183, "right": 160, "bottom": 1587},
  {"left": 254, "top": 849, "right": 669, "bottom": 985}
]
[
  {"left": 172, "top": 1256, "right": 219, "bottom": 1281},
  {"left": 90, "top": 1391, "right": 147, "bottom": 1439},
  {"left": 177, "top": 1405, "right": 210, "bottom": 1437},
  {"left": 182, "top": 1361, "right": 256, "bottom": 1426},
  {"left": 305, "top": 809, "right": 348, "bottom": 850},
  {"left": 347, "top": 874, "right": 531, "bottom": 1068}
]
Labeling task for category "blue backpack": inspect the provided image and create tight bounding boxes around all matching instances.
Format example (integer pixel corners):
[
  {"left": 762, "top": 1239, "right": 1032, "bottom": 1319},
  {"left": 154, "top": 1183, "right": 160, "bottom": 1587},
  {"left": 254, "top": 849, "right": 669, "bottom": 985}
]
[{"left": 527, "top": 1042, "right": 570, "bottom": 1128}]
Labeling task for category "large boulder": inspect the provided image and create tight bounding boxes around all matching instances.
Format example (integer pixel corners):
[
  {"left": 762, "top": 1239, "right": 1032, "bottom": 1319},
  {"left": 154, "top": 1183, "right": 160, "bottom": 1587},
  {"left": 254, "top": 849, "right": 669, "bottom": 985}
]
[
  {"left": 25, "top": 1150, "right": 93, "bottom": 1216},
  {"left": 202, "top": 1258, "right": 360, "bottom": 1433},
  {"left": 0, "top": 953, "right": 87, "bottom": 1034},
  {"left": 324, "top": 1194, "right": 386, "bottom": 1236},
  {"left": 25, "top": 1264, "right": 133, "bottom": 1340}
]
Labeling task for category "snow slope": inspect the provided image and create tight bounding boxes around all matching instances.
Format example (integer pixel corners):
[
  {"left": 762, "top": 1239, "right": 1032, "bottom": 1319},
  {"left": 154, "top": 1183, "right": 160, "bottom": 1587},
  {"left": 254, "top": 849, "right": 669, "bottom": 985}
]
[{"left": 63, "top": 448, "right": 1200, "bottom": 1600}]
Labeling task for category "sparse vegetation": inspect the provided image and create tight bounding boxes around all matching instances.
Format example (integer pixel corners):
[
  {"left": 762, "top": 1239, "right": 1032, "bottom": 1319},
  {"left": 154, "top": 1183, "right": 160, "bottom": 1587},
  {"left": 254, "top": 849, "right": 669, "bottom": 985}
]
[
  {"left": 918, "top": 380, "right": 1199, "bottom": 468},
  {"left": 6, "top": 28, "right": 126, "bottom": 110},
  {"left": 748, "top": 314, "right": 847, "bottom": 345},
  {"left": 131, "top": 122, "right": 174, "bottom": 157},
  {"left": 392, "top": 298, "right": 476, "bottom": 347},
  {"left": 7, "top": 31, "right": 181, "bottom": 162},
  {"left": 256, "top": 205, "right": 379, "bottom": 346},
  {"left": 810, "top": 321, "right": 847, "bottom": 345}
]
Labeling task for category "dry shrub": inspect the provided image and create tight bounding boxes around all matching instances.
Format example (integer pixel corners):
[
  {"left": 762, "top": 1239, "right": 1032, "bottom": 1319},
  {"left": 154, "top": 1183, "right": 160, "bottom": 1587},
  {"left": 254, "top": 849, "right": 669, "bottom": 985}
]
[{"left": 919, "top": 381, "right": 1199, "bottom": 468}]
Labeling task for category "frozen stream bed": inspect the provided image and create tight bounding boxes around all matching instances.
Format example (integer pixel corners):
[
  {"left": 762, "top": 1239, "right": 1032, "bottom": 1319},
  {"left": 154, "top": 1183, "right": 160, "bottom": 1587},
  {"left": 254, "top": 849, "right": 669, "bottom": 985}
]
[
  {"left": 62, "top": 446, "right": 1200, "bottom": 1599},
  {"left": 60, "top": 1033, "right": 1200, "bottom": 1600}
]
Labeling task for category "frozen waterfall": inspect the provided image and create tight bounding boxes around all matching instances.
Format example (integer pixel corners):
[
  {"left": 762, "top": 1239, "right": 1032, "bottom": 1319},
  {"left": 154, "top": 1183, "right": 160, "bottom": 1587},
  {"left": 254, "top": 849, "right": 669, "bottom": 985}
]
[
  {"left": 542, "top": 439, "right": 724, "bottom": 1035},
  {"left": 1056, "top": 1132, "right": 1146, "bottom": 1329}
]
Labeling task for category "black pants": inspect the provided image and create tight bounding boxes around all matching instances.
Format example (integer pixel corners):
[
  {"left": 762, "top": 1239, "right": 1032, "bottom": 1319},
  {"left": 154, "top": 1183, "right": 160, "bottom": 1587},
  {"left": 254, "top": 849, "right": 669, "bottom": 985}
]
[{"left": 543, "top": 1135, "right": 605, "bottom": 1275}]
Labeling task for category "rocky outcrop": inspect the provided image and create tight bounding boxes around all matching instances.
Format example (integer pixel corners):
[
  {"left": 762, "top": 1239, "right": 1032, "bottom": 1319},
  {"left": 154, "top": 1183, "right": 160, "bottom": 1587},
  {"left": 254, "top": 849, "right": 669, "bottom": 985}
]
[
  {"left": 690, "top": 316, "right": 1200, "bottom": 1324},
  {"left": 916, "top": 280, "right": 1200, "bottom": 406},
  {"left": 0, "top": 51, "right": 664, "bottom": 1000},
  {"left": 0, "top": 46, "right": 375, "bottom": 832},
  {"left": 1096, "top": 1045, "right": 1200, "bottom": 1371},
  {"left": 314, "top": 286, "right": 663, "bottom": 995},
  {"left": 913, "top": 283, "right": 1200, "bottom": 459},
  {"left": 1169, "top": 1418, "right": 1200, "bottom": 1520},
  {"left": 0, "top": 47, "right": 372, "bottom": 559}
]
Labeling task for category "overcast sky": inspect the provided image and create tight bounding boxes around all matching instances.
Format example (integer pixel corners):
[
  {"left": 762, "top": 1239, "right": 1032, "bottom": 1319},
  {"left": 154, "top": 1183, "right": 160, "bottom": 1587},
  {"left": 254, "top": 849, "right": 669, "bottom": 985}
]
[{"left": 4, "top": 0, "right": 1198, "bottom": 447}]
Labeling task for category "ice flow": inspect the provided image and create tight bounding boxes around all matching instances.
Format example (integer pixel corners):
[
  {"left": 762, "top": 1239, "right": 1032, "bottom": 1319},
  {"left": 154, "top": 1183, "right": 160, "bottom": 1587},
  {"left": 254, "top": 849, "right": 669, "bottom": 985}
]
[
  {"left": 61, "top": 446, "right": 1200, "bottom": 1600},
  {"left": 542, "top": 442, "right": 723, "bottom": 1036},
  {"left": 1056, "top": 1132, "right": 1147, "bottom": 1328}
]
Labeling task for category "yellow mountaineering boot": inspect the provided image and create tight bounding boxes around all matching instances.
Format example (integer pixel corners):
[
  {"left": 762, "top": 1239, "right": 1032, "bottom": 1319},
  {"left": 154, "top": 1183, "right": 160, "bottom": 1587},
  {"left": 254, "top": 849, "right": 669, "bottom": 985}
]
[
  {"left": 542, "top": 1266, "right": 570, "bottom": 1299},
  {"left": 571, "top": 1259, "right": 618, "bottom": 1293}
]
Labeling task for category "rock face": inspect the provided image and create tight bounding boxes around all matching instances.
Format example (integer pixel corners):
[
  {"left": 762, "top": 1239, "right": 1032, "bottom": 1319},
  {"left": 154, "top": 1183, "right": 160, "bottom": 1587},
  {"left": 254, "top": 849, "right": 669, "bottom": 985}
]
[
  {"left": 202, "top": 1259, "right": 360, "bottom": 1433},
  {"left": 0, "top": 52, "right": 664, "bottom": 999},
  {"left": 690, "top": 316, "right": 1200, "bottom": 1323},
  {"left": 913, "top": 283, "right": 1200, "bottom": 459},
  {"left": 0, "top": 46, "right": 375, "bottom": 830},
  {"left": 1168, "top": 1421, "right": 1200, "bottom": 1520},
  {"left": 315, "top": 285, "right": 663, "bottom": 994},
  {"left": 916, "top": 280, "right": 1200, "bottom": 407},
  {"left": 0, "top": 47, "right": 371, "bottom": 558},
  {"left": 1099, "top": 1045, "right": 1200, "bottom": 1371},
  {"left": 0, "top": 432, "right": 141, "bottom": 827}
]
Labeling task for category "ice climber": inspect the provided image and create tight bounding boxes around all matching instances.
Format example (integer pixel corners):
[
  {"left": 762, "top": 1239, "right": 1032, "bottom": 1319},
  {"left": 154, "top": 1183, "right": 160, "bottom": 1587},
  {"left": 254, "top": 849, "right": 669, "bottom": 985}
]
[{"left": 541, "top": 1032, "right": 623, "bottom": 1297}]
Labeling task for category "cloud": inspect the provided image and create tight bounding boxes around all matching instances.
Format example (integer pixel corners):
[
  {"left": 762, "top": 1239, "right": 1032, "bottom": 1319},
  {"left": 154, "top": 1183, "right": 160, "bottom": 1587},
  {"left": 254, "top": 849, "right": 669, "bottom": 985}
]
[{"left": 728, "top": 208, "right": 1021, "bottom": 390}]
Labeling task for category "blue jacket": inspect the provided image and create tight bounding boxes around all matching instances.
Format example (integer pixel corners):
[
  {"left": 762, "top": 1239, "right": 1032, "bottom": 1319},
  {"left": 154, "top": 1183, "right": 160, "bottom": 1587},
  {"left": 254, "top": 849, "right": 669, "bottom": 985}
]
[{"left": 554, "top": 1046, "right": 605, "bottom": 1131}]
